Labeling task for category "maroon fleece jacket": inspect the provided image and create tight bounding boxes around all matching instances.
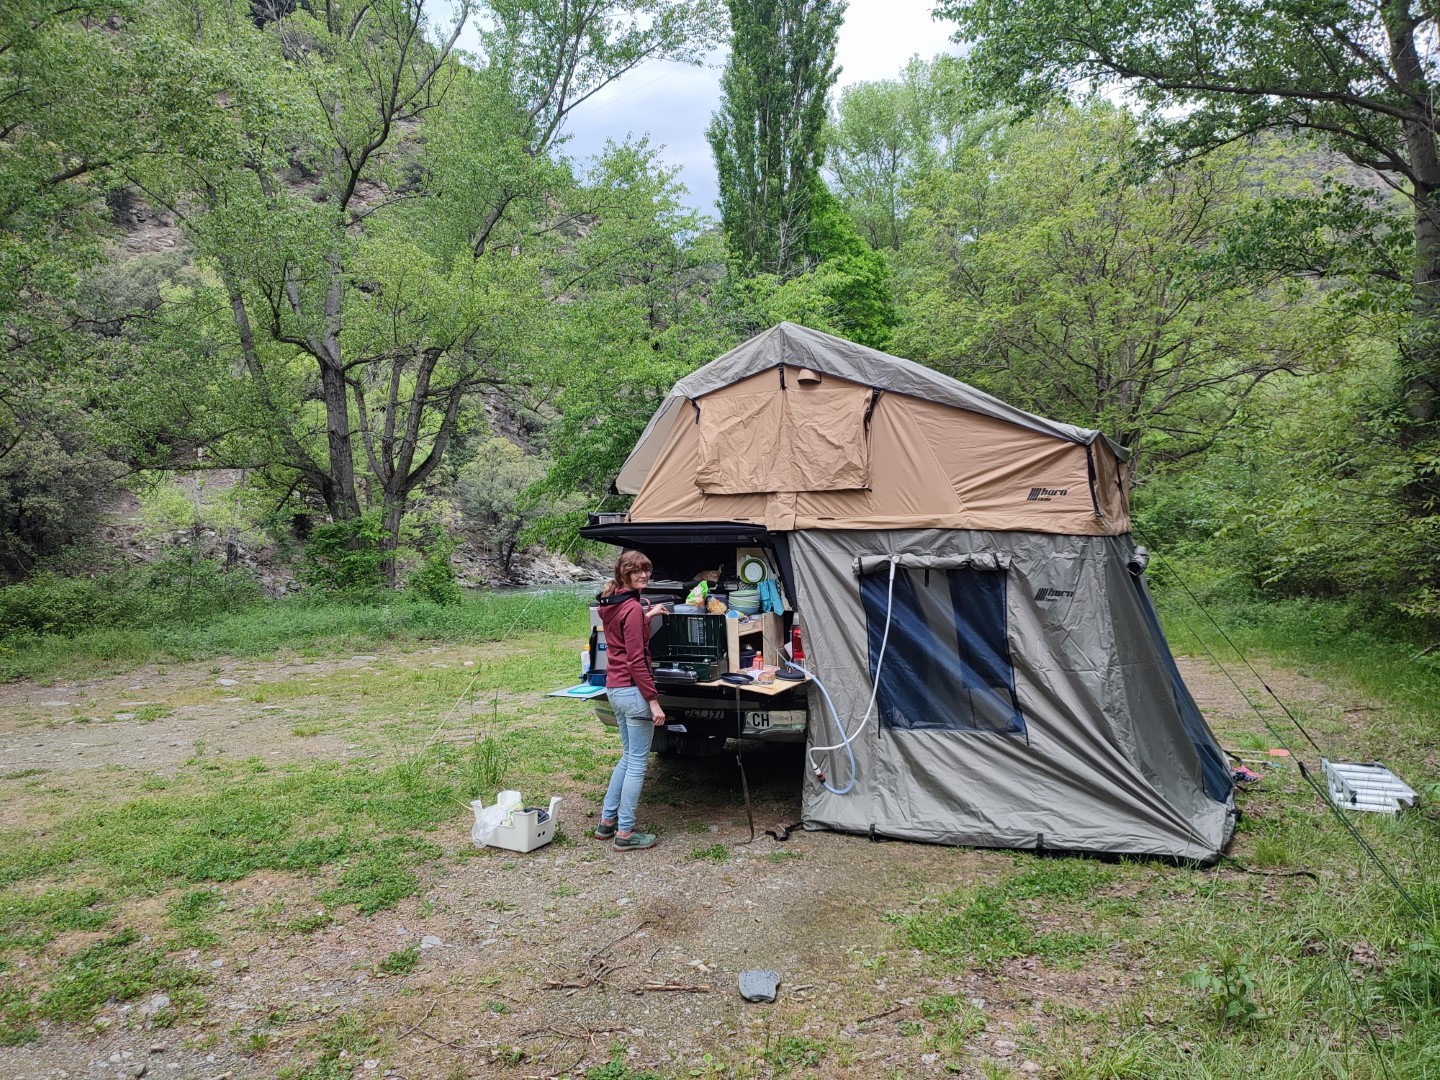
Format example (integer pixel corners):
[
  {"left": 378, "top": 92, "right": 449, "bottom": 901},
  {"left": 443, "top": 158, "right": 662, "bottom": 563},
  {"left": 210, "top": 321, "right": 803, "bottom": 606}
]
[{"left": 598, "top": 592, "right": 657, "bottom": 701}]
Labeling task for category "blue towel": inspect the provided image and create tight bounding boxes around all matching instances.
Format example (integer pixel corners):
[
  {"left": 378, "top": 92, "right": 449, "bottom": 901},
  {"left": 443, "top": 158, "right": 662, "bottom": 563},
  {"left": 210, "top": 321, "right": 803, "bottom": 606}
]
[{"left": 758, "top": 578, "right": 783, "bottom": 614}]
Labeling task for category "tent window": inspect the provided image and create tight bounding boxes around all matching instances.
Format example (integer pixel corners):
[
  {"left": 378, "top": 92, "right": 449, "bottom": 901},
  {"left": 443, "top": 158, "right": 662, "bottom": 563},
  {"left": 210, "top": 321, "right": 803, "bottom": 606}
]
[{"left": 860, "top": 566, "right": 1024, "bottom": 735}]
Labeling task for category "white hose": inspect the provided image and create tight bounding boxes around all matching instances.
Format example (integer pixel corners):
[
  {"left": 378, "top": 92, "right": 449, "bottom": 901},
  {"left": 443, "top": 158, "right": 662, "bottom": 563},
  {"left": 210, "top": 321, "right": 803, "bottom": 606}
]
[{"left": 805, "top": 555, "right": 899, "bottom": 794}]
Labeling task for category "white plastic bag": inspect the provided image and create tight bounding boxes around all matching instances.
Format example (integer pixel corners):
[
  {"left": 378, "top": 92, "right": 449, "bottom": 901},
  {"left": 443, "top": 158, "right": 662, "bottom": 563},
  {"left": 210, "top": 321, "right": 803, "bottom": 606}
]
[{"left": 470, "top": 790, "right": 522, "bottom": 847}]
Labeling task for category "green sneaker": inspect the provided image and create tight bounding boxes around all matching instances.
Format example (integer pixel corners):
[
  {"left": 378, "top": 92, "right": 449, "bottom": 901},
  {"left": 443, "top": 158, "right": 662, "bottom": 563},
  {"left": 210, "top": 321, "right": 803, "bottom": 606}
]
[
  {"left": 612, "top": 831, "right": 657, "bottom": 851},
  {"left": 593, "top": 820, "right": 617, "bottom": 840}
]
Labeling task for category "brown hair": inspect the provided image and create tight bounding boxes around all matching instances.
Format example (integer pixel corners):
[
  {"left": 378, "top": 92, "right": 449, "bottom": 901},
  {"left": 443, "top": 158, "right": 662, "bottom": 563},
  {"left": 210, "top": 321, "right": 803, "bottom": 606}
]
[{"left": 599, "top": 549, "right": 652, "bottom": 598}]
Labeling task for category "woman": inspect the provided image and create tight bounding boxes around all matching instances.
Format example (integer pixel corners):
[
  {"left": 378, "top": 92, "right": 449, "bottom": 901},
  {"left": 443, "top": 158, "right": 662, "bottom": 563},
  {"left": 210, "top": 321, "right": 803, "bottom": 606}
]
[{"left": 593, "top": 550, "right": 669, "bottom": 850}]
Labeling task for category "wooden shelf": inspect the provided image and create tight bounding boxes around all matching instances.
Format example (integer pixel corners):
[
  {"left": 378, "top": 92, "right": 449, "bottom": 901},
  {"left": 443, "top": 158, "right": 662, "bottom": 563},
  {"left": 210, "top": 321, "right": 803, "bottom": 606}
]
[{"left": 725, "top": 612, "right": 783, "bottom": 671}]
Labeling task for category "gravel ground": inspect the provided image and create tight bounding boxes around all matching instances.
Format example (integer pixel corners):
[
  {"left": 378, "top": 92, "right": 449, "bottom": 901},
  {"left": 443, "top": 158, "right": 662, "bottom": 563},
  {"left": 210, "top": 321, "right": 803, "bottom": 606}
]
[{"left": 0, "top": 650, "right": 1362, "bottom": 1079}]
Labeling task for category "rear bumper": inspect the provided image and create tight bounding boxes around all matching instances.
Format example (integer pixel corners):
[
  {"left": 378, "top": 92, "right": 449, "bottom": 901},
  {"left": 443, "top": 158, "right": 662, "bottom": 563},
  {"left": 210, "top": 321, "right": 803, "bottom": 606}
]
[{"left": 593, "top": 688, "right": 807, "bottom": 744}]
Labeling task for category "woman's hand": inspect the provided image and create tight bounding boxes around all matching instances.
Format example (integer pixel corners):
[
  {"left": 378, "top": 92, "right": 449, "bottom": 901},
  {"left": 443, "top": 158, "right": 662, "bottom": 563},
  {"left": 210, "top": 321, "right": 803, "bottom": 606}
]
[
  {"left": 649, "top": 699, "right": 666, "bottom": 726},
  {"left": 647, "top": 603, "right": 669, "bottom": 619}
]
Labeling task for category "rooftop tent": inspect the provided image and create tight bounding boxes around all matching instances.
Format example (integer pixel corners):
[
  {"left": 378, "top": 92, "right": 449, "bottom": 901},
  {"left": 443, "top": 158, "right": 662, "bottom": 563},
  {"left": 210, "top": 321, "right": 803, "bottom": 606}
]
[
  {"left": 616, "top": 322, "right": 1131, "bottom": 535},
  {"left": 612, "top": 323, "right": 1235, "bottom": 862}
]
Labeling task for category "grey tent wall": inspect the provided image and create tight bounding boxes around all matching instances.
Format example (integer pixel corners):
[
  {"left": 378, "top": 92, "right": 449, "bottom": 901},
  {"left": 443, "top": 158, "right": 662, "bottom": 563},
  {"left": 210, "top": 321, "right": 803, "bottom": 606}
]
[{"left": 788, "top": 529, "right": 1235, "bottom": 861}]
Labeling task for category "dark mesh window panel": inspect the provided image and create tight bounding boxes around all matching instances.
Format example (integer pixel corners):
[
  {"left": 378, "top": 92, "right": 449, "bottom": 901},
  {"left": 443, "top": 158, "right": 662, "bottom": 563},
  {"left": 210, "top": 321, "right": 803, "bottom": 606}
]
[{"left": 860, "top": 566, "right": 1024, "bottom": 734}]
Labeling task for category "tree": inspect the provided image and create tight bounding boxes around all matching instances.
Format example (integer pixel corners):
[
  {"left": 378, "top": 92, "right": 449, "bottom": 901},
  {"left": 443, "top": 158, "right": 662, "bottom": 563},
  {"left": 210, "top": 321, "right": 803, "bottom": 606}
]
[
  {"left": 826, "top": 55, "right": 998, "bottom": 253},
  {"left": 894, "top": 106, "right": 1354, "bottom": 478},
  {"left": 934, "top": 0, "right": 1440, "bottom": 429},
  {"left": 707, "top": 0, "right": 846, "bottom": 277},
  {"left": 0, "top": 0, "right": 135, "bottom": 459},
  {"left": 826, "top": 75, "right": 917, "bottom": 252},
  {"left": 123, "top": 0, "right": 722, "bottom": 584},
  {"left": 454, "top": 437, "right": 583, "bottom": 578}
]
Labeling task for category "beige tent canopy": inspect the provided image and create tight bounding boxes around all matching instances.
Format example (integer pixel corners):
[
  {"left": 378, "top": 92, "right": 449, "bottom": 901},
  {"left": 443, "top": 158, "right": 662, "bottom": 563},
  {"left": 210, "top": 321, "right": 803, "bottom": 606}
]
[{"left": 619, "top": 323, "right": 1130, "bottom": 536}]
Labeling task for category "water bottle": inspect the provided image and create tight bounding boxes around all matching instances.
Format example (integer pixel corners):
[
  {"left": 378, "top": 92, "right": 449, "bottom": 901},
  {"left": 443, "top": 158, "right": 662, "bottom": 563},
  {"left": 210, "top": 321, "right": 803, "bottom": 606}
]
[{"left": 580, "top": 647, "right": 590, "bottom": 675}]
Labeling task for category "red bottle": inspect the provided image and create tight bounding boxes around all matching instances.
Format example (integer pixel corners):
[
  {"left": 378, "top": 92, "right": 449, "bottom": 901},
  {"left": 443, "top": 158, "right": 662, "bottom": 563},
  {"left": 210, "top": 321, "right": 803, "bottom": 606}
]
[{"left": 790, "top": 624, "right": 805, "bottom": 663}]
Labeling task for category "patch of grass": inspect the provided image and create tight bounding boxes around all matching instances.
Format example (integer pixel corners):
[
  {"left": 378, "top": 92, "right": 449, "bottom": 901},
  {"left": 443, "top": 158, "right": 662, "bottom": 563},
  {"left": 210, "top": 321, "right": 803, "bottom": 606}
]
[
  {"left": 2, "top": 769, "right": 46, "bottom": 780},
  {"left": 167, "top": 886, "right": 225, "bottom": 925},
  {"left": 586, "top": 1046, "right": 667, "bottom": 1080},
  {"left": 0, "top": 887, "right": 112, "bottom": 950},
  {"left": 1, "top": 586, "right": 591, "bottom": 684},
  {"left": 377, "top": 945, "right": 419, "bottom": 975},
  {"left": 30, "top": 929, "right": 203, "bottom": 1024},
  {"left": 318, "top": 850, "right": 419, "bottom": 914},
  {"left": 1005, "top": 856, "right": 1114, "bottom": 899},
  {"left": 898, "top": 882, "right": 1103, "bottom": 965},
  {"left": 689, "top": 844, "right": 729, "bottom": 863},
  {"left": 760, "top": 1034, "right": 828, "bottom": 1072},
  {"left": 279, "top": 1011, "right": 376, "bottom": 1080},
  {"left": 766, "top": 850, "right": 803, "bottom": 863},
  {"left": 287, "top": 911, "right": 333, "bottom": 935}
]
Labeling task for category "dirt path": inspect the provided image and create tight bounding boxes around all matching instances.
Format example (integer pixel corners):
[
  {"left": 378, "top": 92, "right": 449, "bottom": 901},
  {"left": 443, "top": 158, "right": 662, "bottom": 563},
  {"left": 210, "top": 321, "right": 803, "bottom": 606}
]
[{"left": 0, "top": 650, "right": 1383, "bottom": 1079}]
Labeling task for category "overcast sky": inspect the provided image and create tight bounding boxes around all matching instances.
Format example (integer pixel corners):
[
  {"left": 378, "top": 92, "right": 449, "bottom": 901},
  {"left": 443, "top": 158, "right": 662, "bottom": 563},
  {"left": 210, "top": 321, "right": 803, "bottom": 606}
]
[{"left": 454, "top": 1, "right": 960, "bottom": 216}]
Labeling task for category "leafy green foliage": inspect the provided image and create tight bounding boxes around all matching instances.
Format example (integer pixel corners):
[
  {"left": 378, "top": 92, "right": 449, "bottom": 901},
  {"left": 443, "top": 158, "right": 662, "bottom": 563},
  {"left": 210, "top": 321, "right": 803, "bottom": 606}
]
[
  {"left": 894, "top": 104, "right": 1352, "bottom": 475},
  {"left": 0, "top": 426, "right": 118, "bottom": 577},
  {"left": 1184, "top": 948, "right": 1266, "bottom": 1027},
  {"left": 453, "top": 438, "right": 581, "bottom": 579},
  {"left": 708, "top": 0, "right": 844, "bottom": 277},
  {"left": 0, "top": 553, "right": 262, "bottom": 643},
  {"left": 377, "top": 945, "right": 420, "bottom": 976},
  {"left": 586, "top": 1048, "right": 668, "bottom": 1080},
  {"left": 688, "top": 844, "right": 729, "bottom": 863},
  {"left": 299, "top": 514, "right": 388, "bottom": 594},
  {"left": 406, "top": 532, "right": 461, "bottom": 607}
]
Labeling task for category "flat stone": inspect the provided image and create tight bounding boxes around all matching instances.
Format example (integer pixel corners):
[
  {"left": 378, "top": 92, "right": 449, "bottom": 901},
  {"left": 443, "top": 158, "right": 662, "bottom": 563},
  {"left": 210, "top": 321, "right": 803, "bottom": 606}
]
[
  {"left": 41, "top": 700, "right": 71, "bottom": 707},
  {"left": 419, "top": 935, "right": 443, "bottom": 949},
  {"left": 216, "top": 679, "right": 238, "bottom": 687},
  {"left": 738, "top": 969, "right": 780, "bottom": 1003},
  {"left": 138, "top": 993, "right": 170, "bottom": 1018},
  {"left": 113, "top": 714, "right": 137, "bottom": 721},
  {"left": 351, "top": 655, "right": 378, "bottom": 662}
]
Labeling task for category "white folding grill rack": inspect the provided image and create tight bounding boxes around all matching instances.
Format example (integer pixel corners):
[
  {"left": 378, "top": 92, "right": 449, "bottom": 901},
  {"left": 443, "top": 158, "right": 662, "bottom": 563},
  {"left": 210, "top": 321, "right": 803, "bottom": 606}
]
[{"left": 1321, "top": 759, "right": 1417, "bottom": 814}]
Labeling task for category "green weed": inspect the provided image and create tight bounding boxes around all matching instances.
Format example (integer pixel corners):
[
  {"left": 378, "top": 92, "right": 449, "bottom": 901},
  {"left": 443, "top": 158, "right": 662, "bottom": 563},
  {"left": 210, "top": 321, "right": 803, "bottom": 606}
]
[
  {"left": 0, "top": 887, "right": 111, "bottom": 949},
  {"left": 689, "top": 844, "right": 729, "bottom": 863},
  {"left": 377, "top": 945, "right": 419, "bottom": 976},
  {"left": 1184, "top": 948, "right": 1266, "bottom": 1027},
  {"left": 586, "top": 1046, "right": 667, "bottom": 1079},
  {"left": 33, "top": 929, "right": 202, "bottom": 1024},
  {"left": 318, "top": 851, "right": 419, "bottom": 914},
  {"left": 761, "top": 1034, "right": 828, "bottom": 1071}
]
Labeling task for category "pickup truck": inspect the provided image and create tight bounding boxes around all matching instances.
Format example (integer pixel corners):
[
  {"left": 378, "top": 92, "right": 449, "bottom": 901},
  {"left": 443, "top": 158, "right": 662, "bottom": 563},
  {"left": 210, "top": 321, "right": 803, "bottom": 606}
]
[{"left": 577, "top": 520, "right": 809, "bottom": 757}]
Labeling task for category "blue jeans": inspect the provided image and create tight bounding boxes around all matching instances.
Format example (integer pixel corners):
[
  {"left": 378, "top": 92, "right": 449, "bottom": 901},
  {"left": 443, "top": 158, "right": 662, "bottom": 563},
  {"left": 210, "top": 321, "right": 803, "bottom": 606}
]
[{"left": 602, "top": 686, "right": 654, "bottom": 833}]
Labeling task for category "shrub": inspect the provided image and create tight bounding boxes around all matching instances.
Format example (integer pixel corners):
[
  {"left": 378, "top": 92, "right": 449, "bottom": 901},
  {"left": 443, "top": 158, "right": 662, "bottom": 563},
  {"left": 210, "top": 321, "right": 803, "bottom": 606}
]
[
  {"left": 0, "top": 551, "right": 262, "bottom": 642},
  {"left": 0, "top": 426, "right": 118, "bottom": 577},
  {"left": 298, "top": 513, "right": 387, "bottom": 593},
  {"left": 406, "top": 532, "right": 460, "bottom": 606}
]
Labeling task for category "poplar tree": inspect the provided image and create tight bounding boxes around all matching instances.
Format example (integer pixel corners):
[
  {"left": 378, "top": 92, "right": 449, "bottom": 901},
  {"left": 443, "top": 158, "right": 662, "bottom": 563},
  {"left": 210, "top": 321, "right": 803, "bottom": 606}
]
[{"left": 707, "top": 0, "right": 846, "bottom": 278}]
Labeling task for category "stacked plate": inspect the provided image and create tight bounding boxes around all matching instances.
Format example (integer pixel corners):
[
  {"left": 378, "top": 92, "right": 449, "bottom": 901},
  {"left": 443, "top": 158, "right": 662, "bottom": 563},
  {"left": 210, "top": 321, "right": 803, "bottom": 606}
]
[{"left": 729, "top": 588, "right": 761, "bottom": 615}]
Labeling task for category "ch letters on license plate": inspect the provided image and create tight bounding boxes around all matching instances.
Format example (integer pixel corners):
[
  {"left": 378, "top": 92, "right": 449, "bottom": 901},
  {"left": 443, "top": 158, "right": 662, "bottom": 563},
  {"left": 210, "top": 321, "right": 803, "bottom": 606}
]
[{"left": 746, "top": 712, "right": 770, "bottom": 728}]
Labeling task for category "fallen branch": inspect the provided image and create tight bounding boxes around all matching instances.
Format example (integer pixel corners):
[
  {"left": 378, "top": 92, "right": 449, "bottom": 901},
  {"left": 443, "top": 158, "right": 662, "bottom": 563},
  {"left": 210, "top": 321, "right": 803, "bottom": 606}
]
[
  {"left": 587, "top": 919, "right": 652, "bottom": 962},
  {"left": 632, "top": 982, "right": 713, "bottom": 994},
  {"left": 396, "top": 999, "right": 438, "bottom": 1040}
]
